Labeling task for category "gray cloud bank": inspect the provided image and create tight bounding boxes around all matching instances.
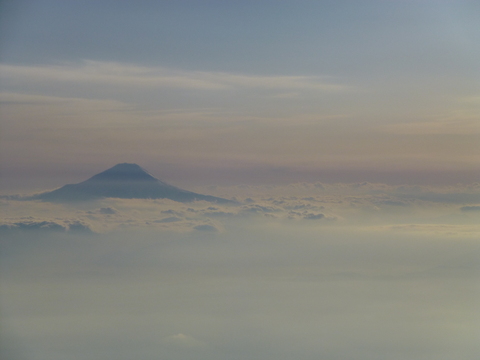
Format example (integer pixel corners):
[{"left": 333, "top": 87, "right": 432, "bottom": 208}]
[
  {"left": 1, "top": 182, "right": 479, "bottom": 359},
  {"left": 0, "top": 219, "right": 93, "bottom": 234},
  {"left": 1, "top": 219, "right": 479, "bottom": 360},
  {"left": 460, "top": 205, "right": 480, "bottom": 212},
  {"left": 1, "top": 181, "right": 480, "bottom": 235}
]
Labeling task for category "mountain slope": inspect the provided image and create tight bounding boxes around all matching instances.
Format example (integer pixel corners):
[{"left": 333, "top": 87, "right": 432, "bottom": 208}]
[{"left": 32, "top": 163, "right": 235, "bottom": 203}]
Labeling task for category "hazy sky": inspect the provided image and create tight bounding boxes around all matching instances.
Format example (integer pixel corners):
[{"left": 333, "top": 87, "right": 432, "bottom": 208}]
[
  {"left": 1, "top": 184, "right": 480, "bottom": 360},
  {"left": 1, "top": 0, "right": 479, "bottom": 191},
  {"left": 1, "top": 3, "right": 480, "bottom": 359}
]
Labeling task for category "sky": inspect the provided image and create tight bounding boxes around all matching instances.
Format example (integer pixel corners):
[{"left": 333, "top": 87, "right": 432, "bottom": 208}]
[
  {"left": 1, "top": 1, "right": 480, "bottom": 360},
  {"left": 1, "top": 0, "right": 479, "bottom": 191}
]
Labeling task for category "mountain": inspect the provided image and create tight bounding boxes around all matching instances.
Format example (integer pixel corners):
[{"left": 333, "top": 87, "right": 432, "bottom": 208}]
[{"left": 31, "top": 163, "right": 235, "bottom": 203}]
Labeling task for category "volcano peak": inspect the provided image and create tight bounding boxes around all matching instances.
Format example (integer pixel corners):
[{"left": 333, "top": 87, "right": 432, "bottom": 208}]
[
  {"left": 31, "top": 163, "right": 235, "bottom": 204},
  {"left": 87, "top": 163, "right": 158, "bottom": 182}
]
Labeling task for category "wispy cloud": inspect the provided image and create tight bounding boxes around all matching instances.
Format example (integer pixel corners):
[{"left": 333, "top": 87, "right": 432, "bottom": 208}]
[
  {"left": 0, "top": 60, "right": 351, "bottom": 92},
  {"left": 0, "top": 92, "right": 131, "bottom": 111},
  {"left": 382, "top": 118, "right": 480, "bottom": 135}
]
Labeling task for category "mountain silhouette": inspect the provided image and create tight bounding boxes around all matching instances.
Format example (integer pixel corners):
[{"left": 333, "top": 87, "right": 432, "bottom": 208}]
[{"left": 32, "top": 163, "right": 235, "bottom": 203}]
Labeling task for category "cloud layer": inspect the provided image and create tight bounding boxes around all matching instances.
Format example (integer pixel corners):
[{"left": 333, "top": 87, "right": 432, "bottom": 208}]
[
  {"left": 1, "top": 203, "right": 479, "bottom": 360},
  {"left": 1, "top": 61, "right": 350, "bottom": 92},
  {"left": 2, "top": 181, "right": 479, "bottom": 236}
]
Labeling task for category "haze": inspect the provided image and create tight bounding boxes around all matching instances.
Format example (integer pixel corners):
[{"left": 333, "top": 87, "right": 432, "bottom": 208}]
[
  {"left": 1, "top": 1, "right": 479, "bottom": 360},
  {"left": 1, "top": 0, "right": 479, "bottom": 190}
]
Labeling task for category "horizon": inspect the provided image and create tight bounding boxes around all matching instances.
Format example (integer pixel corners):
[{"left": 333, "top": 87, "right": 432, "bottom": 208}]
[{"left": 2, "top": 161, "right": 480, "bottom": 197}]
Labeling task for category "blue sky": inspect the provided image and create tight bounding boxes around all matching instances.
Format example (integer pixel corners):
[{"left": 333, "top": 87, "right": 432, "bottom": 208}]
[
  {"left": 3, "top": 0, "right": 479, "bottom": 74},
  {"left": 1, "top": 0, "right": 479, "bottom": 190}
]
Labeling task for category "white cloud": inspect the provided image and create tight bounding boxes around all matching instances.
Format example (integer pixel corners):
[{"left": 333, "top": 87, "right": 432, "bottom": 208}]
[
  {"left": 2, "top": 192, "right": 480, "bottom": 360},
  {"left": 1, "top": 181, "right": 479, "bottom": 236}
]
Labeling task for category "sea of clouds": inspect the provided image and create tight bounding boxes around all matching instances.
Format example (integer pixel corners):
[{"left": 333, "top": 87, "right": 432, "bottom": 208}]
[{"left": 1, "top": 182, "right": 479, "bottom": 360}]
